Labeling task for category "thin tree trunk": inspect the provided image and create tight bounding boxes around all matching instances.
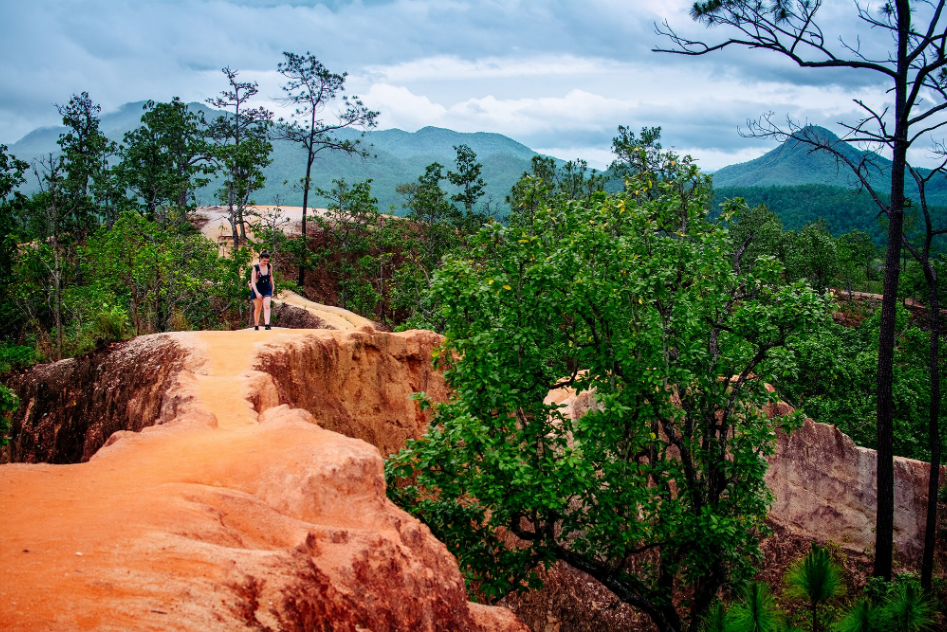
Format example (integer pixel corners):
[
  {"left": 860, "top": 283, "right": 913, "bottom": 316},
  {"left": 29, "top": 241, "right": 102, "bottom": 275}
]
[
  {"left": 874, "top": 0, "right": 910, "bottom": 581},
  {"left": 921, "top": 263, "right": 941, "bottom": 591},
  {"left": 298, "top": 156, "right": 314, "bottom": 288}
]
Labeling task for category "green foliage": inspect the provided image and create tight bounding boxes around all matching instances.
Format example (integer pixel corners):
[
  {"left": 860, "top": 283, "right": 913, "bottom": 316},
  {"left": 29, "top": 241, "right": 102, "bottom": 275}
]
[
  {"left": 0, "top": 343, "right": 41, "bottom": 376},
  {"left": 314, "top": 178, "right": 382, "bottom": 314},
  {"left": 883, "top": 582, "right": 937, "bottom": 632},
  {"left": 387, "top": 154, "right": 830, "bottom": 629},
  {"left": 781, "top": 304, "right": 947, "bottom": 462},
  {"left": 728, "top": 583, "right": 783, "bottom": 632},
  {"left": 703, "top": 602, "right": 730, "bottom": 632},
  {"left": 0, "top": 383, "right": 18, "bottom": 447},
  {"left": 85, "top": 211, "right": 227, "bottom": 333},
  {"left": 116, "top": 97, "right": 215, "bottom": 223},
  {"left": 784, "top": 544, "right": 845, "bottom": 632},
  {"left": 447, "top": 144, "right": 487, "bottom": 222},
  {"left": 783, "top": 220, "right": 840, "bottom": 292},
  {"left": 56, "top": 92, "right": 119, "bottom": 235},
  {"left": 834, "top": 599, "right": 887, "bottom": 632}
]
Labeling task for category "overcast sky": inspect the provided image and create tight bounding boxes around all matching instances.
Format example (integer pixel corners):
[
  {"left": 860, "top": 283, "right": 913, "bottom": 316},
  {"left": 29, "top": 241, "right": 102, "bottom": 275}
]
[{"left": 0, "top": 0, "right": 928, "bottom": 171}]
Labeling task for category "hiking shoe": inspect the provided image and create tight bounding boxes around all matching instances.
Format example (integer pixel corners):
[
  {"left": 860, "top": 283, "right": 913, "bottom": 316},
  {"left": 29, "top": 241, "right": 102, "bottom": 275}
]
[
  {"left": 254, "top": 325, "right": 259, "bottom": 331},
  {"left": 264, "top": 325, "right": 272, "bottom": 330}
]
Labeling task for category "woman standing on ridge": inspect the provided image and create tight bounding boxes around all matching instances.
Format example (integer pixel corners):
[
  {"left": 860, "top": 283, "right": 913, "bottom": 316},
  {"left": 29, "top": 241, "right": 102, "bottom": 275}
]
[{"left": 250, "top": 252, "right": 275, "bottom": 330}]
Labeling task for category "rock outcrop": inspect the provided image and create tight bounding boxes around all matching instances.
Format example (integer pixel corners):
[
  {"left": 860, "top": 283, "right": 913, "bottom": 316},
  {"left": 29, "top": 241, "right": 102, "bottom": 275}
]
[
  {"left": 0, "top": 327, "right": 523, "bottom": 632},
  {"left": 765, "top": 416, "right": 945, "bottom": 564}
]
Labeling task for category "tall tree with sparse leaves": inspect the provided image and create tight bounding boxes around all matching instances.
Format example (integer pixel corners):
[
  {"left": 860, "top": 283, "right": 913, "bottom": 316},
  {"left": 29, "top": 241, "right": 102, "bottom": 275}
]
[
  {"left": 206, "top": 67, "right": 273, "bottom": 249},
  {"left": 275, "top": 51, "right": 378, "bottom": 289}
]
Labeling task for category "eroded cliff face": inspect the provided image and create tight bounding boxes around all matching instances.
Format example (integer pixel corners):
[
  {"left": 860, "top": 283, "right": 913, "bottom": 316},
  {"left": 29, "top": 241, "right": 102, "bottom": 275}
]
[
  {"left": 0, "top": 328, "right": 523, "bottom": 632},
  {"left": 765, "top": 416, "right": 944, "bottom": 565}
]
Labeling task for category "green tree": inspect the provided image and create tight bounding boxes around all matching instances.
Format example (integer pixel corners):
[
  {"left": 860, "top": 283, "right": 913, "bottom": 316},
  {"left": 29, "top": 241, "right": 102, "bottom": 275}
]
[
  {"left": 883, "top": 581, "right": 936, "bottom": 632},
  {"left": 117, "top": 97, "right": 215, "bottom": 225},
  {"left": 837, "top": 230, "right": 876, "bottom": 299},
  {"left": 725, "top": 199, "right": 784, "bottom": 274},
  {"left": 86, "top": 211, "right": 221, "bottom": 333},
  {"left": 387, "top": 156, "right": 829, "bottom": 632},
  {"left": 784, "top": 544, "right": 845, "bottom": 632},
  {"left": 783, "top": 220, "right": 839, "bottom": 292},
  {"left": 0, "top": 145, "right": 29, "bottom": 313},
  {"left": 610, "top": 125, "right": 678, "bottom": 194},
  {"left": 274, "top": 51, "right": 378, "bottom": 288},
  {"left": 834, "top": 600, "right": 886, "bottom": 632},
  {"left": 506, "top": 155, "right": 606, "bottom": 230},
  {"left": 207, "top": 67, "right": 273, "bottom": 249},
  {"left": 56, "top": 92, "right": 117, "bottom": 238},
  {"left": 447, "top": 143, "right": 487, "bottom": 229},
  {"left": 657, "top": 0, "right": 947, "bottom": 580},
  {"left": 314, "top": 178, "right": 380, "bottom": 313}
]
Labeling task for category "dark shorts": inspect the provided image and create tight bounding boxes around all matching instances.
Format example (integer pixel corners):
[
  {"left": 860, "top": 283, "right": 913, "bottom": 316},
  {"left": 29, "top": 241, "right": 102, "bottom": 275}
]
[{"left": 249, "top": 287, "right": 273, "bottom": 300}]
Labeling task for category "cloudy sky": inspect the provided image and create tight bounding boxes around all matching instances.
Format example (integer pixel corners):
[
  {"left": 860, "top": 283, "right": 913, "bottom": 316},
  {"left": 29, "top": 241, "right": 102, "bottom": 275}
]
[{"left": 0, "top": 0, "right": 923, "bottom": 171}]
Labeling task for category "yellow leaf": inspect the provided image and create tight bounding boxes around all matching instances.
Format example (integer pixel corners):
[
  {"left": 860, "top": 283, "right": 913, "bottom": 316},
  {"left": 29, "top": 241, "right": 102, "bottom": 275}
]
[{"left": 503, "top": 285, "right": 512, "bottom": 290}]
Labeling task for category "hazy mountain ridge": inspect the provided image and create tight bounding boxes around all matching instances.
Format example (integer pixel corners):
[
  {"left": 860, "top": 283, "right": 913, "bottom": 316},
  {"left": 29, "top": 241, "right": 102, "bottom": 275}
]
[{"left": 713, "top": 125, "right": 947, "bottom": 206}]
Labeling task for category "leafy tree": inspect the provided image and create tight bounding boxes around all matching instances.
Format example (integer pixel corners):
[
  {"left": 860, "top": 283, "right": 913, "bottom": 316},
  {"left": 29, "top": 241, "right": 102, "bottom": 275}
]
[
  {"left": 725, "top": 199, "right": 784, "bottom": 274},
  {"left": 837, "top": 230, "right": 877, "bottom": 299},
  {"left": 447, "top": 143, "right": 487, "bottom": 229},
  {"left": 85, "top": 211, "right": 221, "bottom": 333},
  {"left": 507, "top": 155, "right": 606, "bottom": 229},
  {"left": 783, "top": 220, "right": 840, "bottom": 292},
  {"left": 834, "top": 599, "right": 886, "bottom": 632},
  {"left": 117, "top": 97, "right": 215, "bottom": 225},
  {"left": 206, "top": 67, "right": 273, "bottom": 249},
  {"left": 275, "top": 51, "right": 378, "bottom": 288},
  {"left": 883, "top": 581, "right": 937, "bottom": 632},
  {"left": 611, "top": 125, "right": 677, "bottom": 192},
  {"left": 387, "top": 156, "right": 829, "bottom": 632},
  {"left": 657, "top": 0, "right": 947, "bottom": 579},
  {"left": 0, "top": 145, "right": 29, "bottom": 314},
  {"left": 56, "top": 92, "right": 117, "bottom": 238},
  {"left": 31, "top": 155, "right": 67, "bottom": 359},
  {"left": 313, "top": 178, "right": 380, "bottom": 313},
  {"left": 784, "top": 544, "right": 845, "bottom": 632}
]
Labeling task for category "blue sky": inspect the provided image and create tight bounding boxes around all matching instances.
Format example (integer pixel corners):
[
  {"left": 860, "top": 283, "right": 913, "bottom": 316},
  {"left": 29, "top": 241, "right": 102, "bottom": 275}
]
[{"left": 0, "top": 0, "right": 917, "bottom": 170}]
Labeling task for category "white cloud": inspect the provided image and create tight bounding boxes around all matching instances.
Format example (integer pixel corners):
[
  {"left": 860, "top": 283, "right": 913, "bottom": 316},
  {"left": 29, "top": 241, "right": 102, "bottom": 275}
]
[{"left": 365, "top": 54, "right": 630, "bottom": 83}]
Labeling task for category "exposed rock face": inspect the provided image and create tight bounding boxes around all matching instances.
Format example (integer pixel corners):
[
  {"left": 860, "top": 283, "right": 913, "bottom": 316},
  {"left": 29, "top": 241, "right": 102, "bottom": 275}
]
[
  {"left": 0, "top": 328, "right": 523, "bottom": 632},
  {"left": 255, "top": 327, "right": 449, "bottom": 457},
  {"left": 3, "top": 335, "right": 189, "bottom": 464},
  {"left": 765, "top": 416, "right": 945, "bottom": 565}
]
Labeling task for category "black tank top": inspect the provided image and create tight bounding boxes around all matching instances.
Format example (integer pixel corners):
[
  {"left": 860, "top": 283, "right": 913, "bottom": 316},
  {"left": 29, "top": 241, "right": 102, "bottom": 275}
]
[{"left": 255, "top": 264, "right": 272, "bottom": 292}]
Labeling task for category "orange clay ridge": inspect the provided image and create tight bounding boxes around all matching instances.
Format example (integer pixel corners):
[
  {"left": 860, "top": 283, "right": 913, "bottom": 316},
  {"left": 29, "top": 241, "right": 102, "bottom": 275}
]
[{"left": 0, "top": 295, "right": 526, "bottom": 632}]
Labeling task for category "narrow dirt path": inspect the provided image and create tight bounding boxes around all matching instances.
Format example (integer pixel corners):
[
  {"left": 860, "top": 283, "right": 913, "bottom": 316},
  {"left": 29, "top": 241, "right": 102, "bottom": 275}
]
[{"left": 191, "top": 330, "right": 271, "bottom": 429}]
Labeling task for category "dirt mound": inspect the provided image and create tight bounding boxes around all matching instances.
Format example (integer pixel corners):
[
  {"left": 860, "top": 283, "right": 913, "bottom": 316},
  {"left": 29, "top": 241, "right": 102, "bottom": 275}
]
[{"left": 0, "top": 328, "right": 523, "bottom": 631}]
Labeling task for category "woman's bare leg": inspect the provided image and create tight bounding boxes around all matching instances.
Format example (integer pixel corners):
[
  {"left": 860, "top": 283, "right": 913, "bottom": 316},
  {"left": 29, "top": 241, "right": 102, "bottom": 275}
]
[
  {"left": 253, "top": 297, "right": 263, "bottom": 327},
  {"left": 263, "top": 296, "right": 272, "bottom": 326}
]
